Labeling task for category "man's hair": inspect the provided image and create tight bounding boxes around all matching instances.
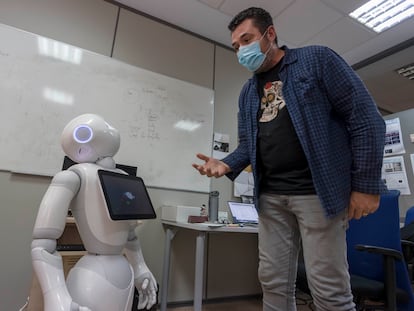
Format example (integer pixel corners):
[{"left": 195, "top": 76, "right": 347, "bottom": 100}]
[
  {"left": 228, "top": 7, "right": 272, "bottom": 33},
  {"left": 228, "top": 7, "right": 277, "bottom": 44}
]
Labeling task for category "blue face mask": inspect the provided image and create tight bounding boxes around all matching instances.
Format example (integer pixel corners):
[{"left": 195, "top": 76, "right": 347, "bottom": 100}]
[{"left": 237, "top": 31, "right": 269, "bottom": 72}]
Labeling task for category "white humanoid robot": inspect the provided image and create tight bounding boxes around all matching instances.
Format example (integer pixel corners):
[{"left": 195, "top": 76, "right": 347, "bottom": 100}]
[{"left": 31, "top": 114, "right": 157, "bottom": 311}]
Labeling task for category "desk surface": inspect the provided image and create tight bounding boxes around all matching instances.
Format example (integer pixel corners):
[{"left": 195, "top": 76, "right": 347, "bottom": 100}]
[{"left": 161, "top": 220, "right": 258, "bottom": 234}]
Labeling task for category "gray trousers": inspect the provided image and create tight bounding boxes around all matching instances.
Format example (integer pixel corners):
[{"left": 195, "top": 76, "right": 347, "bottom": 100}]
[{"left": 258, "top": 193, "right": 355, "bottom": 311}]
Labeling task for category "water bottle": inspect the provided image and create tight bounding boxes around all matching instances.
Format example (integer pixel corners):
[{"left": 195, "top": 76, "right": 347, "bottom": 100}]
[{"left": 208, "top": 191, "right": 219, "bottom": 222}]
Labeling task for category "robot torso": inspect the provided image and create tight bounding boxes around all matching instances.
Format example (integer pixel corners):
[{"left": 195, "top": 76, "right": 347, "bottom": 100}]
[{"left": 69, "top": 163, "right": 135, "bottom": 255}]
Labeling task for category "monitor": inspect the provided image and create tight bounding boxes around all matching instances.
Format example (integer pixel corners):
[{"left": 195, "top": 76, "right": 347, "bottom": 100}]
[{"left": 98, "top": 170, "right": 156, "bottom": 220}]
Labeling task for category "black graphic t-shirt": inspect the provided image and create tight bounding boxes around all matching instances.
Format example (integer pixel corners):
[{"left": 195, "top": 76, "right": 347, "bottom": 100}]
[{"left": 256, "top": 60, "right": 315, "bottom": 195}]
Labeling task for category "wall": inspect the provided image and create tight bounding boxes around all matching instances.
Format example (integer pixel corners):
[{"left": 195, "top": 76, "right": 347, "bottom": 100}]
[
  {"left": 384, "top": 109, "right": 414, "bottom": 216},
  {"left": 0, "top": 0, "right": 255, "bottom": 309}
]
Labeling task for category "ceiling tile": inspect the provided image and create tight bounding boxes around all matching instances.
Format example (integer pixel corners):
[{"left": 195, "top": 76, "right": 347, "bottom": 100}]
[
  {"left": 355, "top": 45, "right": 414, "bottom": 113},
  {"left": 342, "top": 16, "right": 414, "bottom": 65},
  {"left": 279, "top": 38, "right": 298, "bottom": 49},
  {"left": 306, "top": 17, "right": 376, "bottom": 55},
  {"left": 320, "top": 0, "right": 368, "bottom": 14},
  {"left": 198, "top": 0, "right": 225, "bottom": 10},
  {"left": 115, "top": 0, "right": 233, "bottom": 47},
  {"left": 115, "top": 0, "right": 413, "bottom": 77},
  {"left": 274, "top": 0, "right": 343, "bottom": 46},
  {"left": 364, "top": 72, "right": 413, "bottom": 113},
  {"left": 357, "top": 45, "right": 414, "bottom": 79},
  {"left": 219, "top": 0, "right": 294, "bottom": 17}
]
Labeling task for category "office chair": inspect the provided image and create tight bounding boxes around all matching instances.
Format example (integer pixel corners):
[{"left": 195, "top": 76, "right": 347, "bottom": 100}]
[
  {"left": 404, "top": 205, "right": 414, "bottom": 226},
  {"left": 401, "top": 206, "right": 414, "bottom": 284},
  {"left": 347, "top": 190, "right": 414, "bottom": 311},
  {"left": 297, "top": 190, "right": 414, "bottom": 311}
]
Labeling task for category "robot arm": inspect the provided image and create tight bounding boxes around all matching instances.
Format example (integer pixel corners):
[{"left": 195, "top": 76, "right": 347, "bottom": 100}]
[
  {"left": 31, "top": 170, "right": 89, "bottom": 311},
  {"left": 124, "top": 225, "right": 157, "bottom": 310}
]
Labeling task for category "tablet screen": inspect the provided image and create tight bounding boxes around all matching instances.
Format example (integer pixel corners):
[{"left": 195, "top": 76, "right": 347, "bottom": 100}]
[{"left": 98, "top": 170, "right": 156, "bottom": 220}]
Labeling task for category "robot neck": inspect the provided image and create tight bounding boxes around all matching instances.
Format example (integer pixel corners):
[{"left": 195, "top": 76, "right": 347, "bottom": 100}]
[{"left": 96, "top": 157, "right": 116, "bottom": 169}]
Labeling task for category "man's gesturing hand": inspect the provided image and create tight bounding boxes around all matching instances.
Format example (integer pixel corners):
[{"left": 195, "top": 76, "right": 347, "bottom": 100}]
[{"left": 192, "top": 153, "right": 231, "bottom": 178}]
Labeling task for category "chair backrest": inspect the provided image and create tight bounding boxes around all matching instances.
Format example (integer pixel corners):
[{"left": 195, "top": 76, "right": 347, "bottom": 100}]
[
  {"left": 404, "top": 205, "right": 414, "bottom": 226},
  {"left": 346, "top": 190, "right": 414, "bottom": 311}
]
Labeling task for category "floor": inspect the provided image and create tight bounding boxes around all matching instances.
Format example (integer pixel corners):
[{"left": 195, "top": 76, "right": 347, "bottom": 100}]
[
  {"left": 166, "top": 298, "right": 262, "bottom": 311},
  {"left": 164, "top": 286, "right": 414, "bottom": 311},
  {"left": 165, "top": 291, "right": 315, "bottom": 311}
]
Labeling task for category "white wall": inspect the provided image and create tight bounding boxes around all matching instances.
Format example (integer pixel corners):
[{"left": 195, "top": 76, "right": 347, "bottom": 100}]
[
  {"left": 112, "top": 8, "right": 215, "bottom": 89},
  {"left": 0, "top": 0, "right": 256, "bottom": 309},
  {"left": 0, "top": 0, "right": 118, "bottom": 56}
]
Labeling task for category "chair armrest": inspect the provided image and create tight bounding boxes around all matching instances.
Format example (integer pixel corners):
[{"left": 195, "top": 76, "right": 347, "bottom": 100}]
[
  {"left": 401, "top": 240, "right": 414, "bottom": 263},
  {"left": 401, "top": 239, "right": 414, "bottom": 247},
  {"left": 355, "top": 244, "right": 403, "bottom": 261},
  {"left": 356, "top": 243, "right": 404, "bottom": 310}
]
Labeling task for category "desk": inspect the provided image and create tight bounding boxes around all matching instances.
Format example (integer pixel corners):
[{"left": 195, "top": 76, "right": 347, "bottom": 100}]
[{"left": 160, "top": 220, "right": 258, "bottom": 311}]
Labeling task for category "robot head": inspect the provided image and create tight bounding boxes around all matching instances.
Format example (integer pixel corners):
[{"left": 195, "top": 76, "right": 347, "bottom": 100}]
[{"left": 61, "top": 114, "right": 120, "bottom": 163}]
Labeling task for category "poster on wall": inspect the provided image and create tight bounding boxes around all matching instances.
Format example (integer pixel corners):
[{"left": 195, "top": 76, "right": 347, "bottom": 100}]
[
  {"left": 411, "top": 154, "right": 414, "bottom": 177},
  {"left": 212, "top": 132, "right": 230, "bottom": 160},
  {"left": 384, "top": 118, "right": 406, "bottom": 156},
  {"left": 382, "top": 155, "right": 411, "bottom": 195}
]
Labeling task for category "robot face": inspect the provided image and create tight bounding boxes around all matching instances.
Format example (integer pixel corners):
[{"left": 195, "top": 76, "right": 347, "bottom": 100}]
[
  {"left": 73, "top": 125, "right": 94, "bottom": 143},
  {"left": 61, "top": 114, "right": 120, "bottom": 163}
]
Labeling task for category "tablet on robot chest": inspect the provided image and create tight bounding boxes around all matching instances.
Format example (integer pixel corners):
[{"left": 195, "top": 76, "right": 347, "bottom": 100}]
[{"left": 98, "top": 170, "right": 156, "bottom": 220}]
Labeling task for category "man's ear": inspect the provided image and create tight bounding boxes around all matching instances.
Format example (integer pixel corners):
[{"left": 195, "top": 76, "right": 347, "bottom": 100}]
[{"left": 267, "top": 25, "right": 277, "bottom": 41}]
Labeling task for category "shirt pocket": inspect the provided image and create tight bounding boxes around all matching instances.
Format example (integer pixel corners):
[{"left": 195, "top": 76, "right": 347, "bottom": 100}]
[{"left": 293, "top": 77, "right": 320, "bottom": 105}]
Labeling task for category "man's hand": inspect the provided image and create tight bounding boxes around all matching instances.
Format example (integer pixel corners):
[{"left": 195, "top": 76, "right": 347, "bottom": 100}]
[
  {"left": 348, "top": 191, "right": 380, "bottom": 220},
  {"left": 192, "top": 153, "right": 231, "bottom": 178}
]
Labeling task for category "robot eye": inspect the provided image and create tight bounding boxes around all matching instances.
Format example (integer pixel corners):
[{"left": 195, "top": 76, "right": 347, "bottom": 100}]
[{"left": 73, "top": 125, "right": 93, "bottom": 143}]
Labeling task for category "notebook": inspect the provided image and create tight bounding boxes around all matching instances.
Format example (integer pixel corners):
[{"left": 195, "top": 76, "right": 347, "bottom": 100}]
[
  {"left": 227, "top": 201, "right": 258, "bottom": 225},
  {"left": 98, "top": 170, "right": 156, "bottom": 220}
]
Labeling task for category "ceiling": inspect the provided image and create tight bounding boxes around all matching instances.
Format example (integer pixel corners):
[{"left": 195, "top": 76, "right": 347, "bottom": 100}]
[{"left": 113, "top": 0, "right": 413, "bottom": 114}]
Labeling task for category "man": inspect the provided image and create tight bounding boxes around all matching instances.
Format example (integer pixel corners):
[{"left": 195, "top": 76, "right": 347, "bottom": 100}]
[{"left": 193, "top": 7, "right": 387, "bottom": 311}]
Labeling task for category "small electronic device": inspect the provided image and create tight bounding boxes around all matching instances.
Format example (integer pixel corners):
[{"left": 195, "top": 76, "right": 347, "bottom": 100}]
[
  {"left": 227, "top": 201, "right": 258, "bottom": 225},
  {"left": 98, "top": 170, "right": 156, "bottom": 220}
]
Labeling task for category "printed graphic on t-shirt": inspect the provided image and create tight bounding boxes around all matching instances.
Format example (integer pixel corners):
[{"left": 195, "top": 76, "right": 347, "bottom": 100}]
[{"left": 259, "top": 81, "right": 285, "bottom": 122}]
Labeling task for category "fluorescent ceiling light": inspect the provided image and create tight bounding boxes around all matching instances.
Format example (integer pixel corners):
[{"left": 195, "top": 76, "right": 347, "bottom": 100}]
[
  {"left": 37, "top": 37, "right": 82, "bottom": 64},
  {"left": 174, "top": 120, "right": 202, "bottom": 131},
  {"left": 349, "top": 0, "right": 414, "bottom": 33}
]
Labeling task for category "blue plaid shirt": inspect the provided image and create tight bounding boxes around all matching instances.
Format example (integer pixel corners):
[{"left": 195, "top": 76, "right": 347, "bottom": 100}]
[{"left": 223, "top": 45, "right": 387, "bottom": 217}]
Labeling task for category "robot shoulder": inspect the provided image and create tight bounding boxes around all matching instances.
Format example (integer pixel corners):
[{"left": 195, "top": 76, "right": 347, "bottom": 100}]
[{"left": 51, "top": 170, "right": 81, "bottom": 195}]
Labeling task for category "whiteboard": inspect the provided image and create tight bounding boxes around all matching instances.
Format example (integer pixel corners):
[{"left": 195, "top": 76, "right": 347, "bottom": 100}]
[{"left": 0, "top": 23, "right": 214, "bottom": 193}]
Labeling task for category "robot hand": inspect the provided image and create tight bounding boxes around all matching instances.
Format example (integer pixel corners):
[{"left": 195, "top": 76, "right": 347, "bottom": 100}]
[
  {"left": 135, "top": 271, "right": 157, "bottom": 310},
  {"left": 71, "top": 301, "right": 92, "bottom": 311},
  {"left": 124, "top": 227, "right": 157, "bottom": 309}
]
